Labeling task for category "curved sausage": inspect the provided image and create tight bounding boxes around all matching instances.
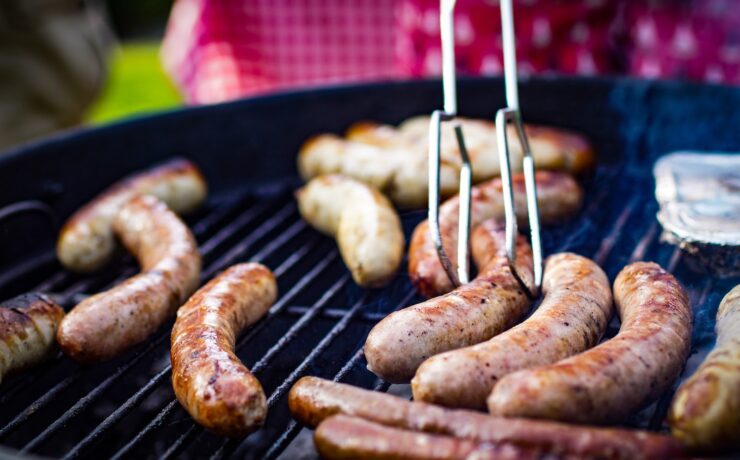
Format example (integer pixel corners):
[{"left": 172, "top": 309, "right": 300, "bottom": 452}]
[
  {"left": 668, "top": 284, "right": 740, "bottom": 452},
  {"left": 288, "top": 377, "right": 685, "bottom": 459},
  {"left": 57, "top": 195, "right": 201, "bottom": 363},
  {"left": 297, "top": 135, "right": 459, "bottom": 208},
  {"left": 314, "top": 415, "right": 555, "bottom": 460},
  {"left": 0, "top": 293, "right": 65, "bottom": 384},
  {"left": 57, "top": 158, "right": 207, "bottom": 272},
  {"left": 488, "top": 262, "right": 692, "bottom": 424},
  {"left": 296, "top": 174, "right": 404, "bottom": 288},
  {"left": 409, "top": 171, "right": 583, "bottom": 299},
  {"left": 412, "top": 253, "right": 612, "bottom": 409},
  {"left": 171, "top": 263, "right": 277, "bottom": 437},
  {"left": 364, "top": 220, "right": 533, "bottom": 383}
]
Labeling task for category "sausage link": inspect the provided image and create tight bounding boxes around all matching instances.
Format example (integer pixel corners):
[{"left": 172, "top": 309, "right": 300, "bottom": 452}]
[
  {"left": 488, "top": 261, "right": 692, "bottom": 424},
  {"left": 314, "top": 415, "right": 557, "bottom": 460},
  {"left": 412, "top": 253, "right": 612, "bottom": 409},
  {"left": 296, "top": 174, "right": 404, "bottom": 288},
  {"left": 669, "top": 284, "right": 740, "bottom": 452},
  {"left": 57, "top": 196, "right": 201, "bottom": 363},
  {"left": 57, "top": 158, "right": 207, "bottom": 273},
  {"left": 364, "top": 220, "right": 533, "bottom": 383},
  {"left": 297, "top": 135, "right": 460, "bottom": 208},
  {"left": 288, "top": 377, "right": 685, "bottom": 459},
  {"left": 409, "top": 171, "right": 582, "bottom": 298},
  {"left": 171, "top": 263, "right": 276, "bottom": 437},
  {"left": 0, "top": 293, "right": 65, "bottom": 384}
]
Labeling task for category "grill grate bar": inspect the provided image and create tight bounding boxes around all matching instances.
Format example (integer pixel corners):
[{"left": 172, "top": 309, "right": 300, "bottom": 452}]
[
  {"left": 251, "top": 220, "right": 309, "bottom": 265},
  {"left": 109, "top": 400, "right": 180, "bottom": 460},
  {"left": 0, "top": 373, "right": 78, "bottom": 439},
  {"left": 250, "top": 275, "right": 351, "bottom": 375},
  {"left": 0, "top": 253, "right": 57, "bottom": 293},
  {"left": 59, "top": 365, "right": 171, "bottom": 460},
  {"left": 201, "top": 203, "right": 298, "bottom": 279},
  {"left": 19, "top": 333, "right": 171, "bottom": 453},
  {"left": 593, "top": 195, "right": 640, "bottom": 266},
  {"left": 197, "top": 198, "right": 278, "bottom": 256},
  {"left": 629, "top": 221, "right": 660, "bottom": 263},
  {"left": 284, "top": 306, "right": 387, "bottom": 322}
]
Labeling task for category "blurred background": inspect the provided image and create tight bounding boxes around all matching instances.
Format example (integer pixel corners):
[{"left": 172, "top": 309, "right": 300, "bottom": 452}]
[{"left": 1, "top": 0, "right": 738, "bottom": 153}]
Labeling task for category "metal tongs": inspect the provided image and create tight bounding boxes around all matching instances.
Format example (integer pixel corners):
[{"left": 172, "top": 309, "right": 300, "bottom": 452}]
[{"left": 428, "top": 0, "right": 543, "bottom": 298}]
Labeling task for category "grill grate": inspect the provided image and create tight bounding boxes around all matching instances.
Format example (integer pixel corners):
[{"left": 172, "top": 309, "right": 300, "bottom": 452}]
[{"left": 0, "top": 161, "right": 737, "bottom": 460}]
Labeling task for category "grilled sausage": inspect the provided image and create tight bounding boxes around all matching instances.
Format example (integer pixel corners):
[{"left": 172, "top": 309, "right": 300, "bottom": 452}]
[
  {"left": 57, "top": 158, "right": 207, "bottom": 273},
  {"left": 298, "top": 135, "right": 459, "bottom": 208},
  {"left": 364, "top": 220, "right": 533, "bottom": 383},
  {"left": 171, "top": 263, "right": 277, "bottom": 437},
  {"left": 409, "top": 171, "right": 582, "bottom": 299},
  {"left": 488, "top": 262, "right": 692, "bottom": 424},
  {"left": 668, "top": 284, "right": 740, "bottom": 452},
  {"left": 57, "top": 196, "right": 201, "bottom": 363},
  {"left": 0, "top": 293, "right": 65, "bottom": 384},
  {"left": 296, "top": 174, "right": 404, "bottom": 288},
  {"left": 288, "top": 377, "right": 685, "bottom": 459},
  {"left": 314, "top": 415, "right": 561, "bottom": 460},
  {"left": 412, "top": 253, "right": 612, "bottom": 409},
  {"left": 347, "top": 116, "right": 595, "bottom": 179}
]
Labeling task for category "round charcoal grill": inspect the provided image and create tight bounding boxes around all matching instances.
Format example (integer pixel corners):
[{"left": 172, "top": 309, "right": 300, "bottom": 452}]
[{"left": 0, "top": 78, "right": 738, "bottom": 459}]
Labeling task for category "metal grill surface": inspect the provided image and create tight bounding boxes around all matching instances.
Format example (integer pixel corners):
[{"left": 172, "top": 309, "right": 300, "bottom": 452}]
[{"left": 0, "top": 162, "right": 736, "bottom": 460}]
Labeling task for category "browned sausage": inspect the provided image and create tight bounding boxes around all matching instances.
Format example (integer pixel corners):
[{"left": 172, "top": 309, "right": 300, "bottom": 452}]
[
  {"left": 364, "top": 220, "right": 533, "bottom": 383},
  {"left": 668, "top": 284, "right": 740, "bottom": 452},
  {"left": 314, "top": 415, "right": 563, "bottom": 460},
  {"left": 488, "top": 262, "right": 692, "bottom": 424},
  {"left": 288, "top": 376, "right": 685, "bottom": 459},
  {"left": 0, "top": 293, "right": 65, "bottom": 384},
  {"left": 171, "top": 263, "right": 277, "bottom": 437},
  {"left": 57, "top": 158, "right": 207, "bottom": 273},
  {"left": 412, "top": 253, "right": 613, "bottom": 409},
  {"left": 57, "top": 196, "right": 201, "bottom": 363},
  {"left": 409, "top": 171, "right": 582, "bottom": 299}
]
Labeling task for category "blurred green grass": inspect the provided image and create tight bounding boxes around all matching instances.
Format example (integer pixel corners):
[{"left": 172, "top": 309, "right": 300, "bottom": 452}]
[{"left": 86, "top": 42, "right": 182, "bottom": 124}]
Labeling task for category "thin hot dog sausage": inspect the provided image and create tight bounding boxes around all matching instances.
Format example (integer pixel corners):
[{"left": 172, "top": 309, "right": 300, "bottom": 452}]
[
  {"left": 296, "top": 174, "right": 404, "bottom": 288},
  {"left": 409, "top": 171, "right": 582, "bottom": 299},
  {"left": 0, "top": 293, "right": 65, "bottom": 384},
  {"left": 669, "top": 284, "right": 740, "bottom": 452},
  {"left": 57, "top": 158, "right": 207, "bottom": 273},
  {"left": 412, "top": 253, "right": 612, "bottom": 409},
  {"left": 488, "top": 262, "right": 692, "bottom": 424},
  {"left": 288, "top": 377, "right": 685, "bottom": 459},
  {"left": 57, "top": 196, "right": 201, "bottom": 363},
  {"left": 171, "top": 263, "right": 277, "bottom": 437},
  {"left": 314, "top": 415, "right": 559, "bottom": 460},
  {"left": 364, "top": 220, "right": 533, "bottom": 383}
]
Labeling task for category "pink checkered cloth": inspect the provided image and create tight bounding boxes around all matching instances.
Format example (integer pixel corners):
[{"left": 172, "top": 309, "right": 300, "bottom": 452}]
[{"left": 162, "top": 0, "right": 739, "bottom": 104}]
